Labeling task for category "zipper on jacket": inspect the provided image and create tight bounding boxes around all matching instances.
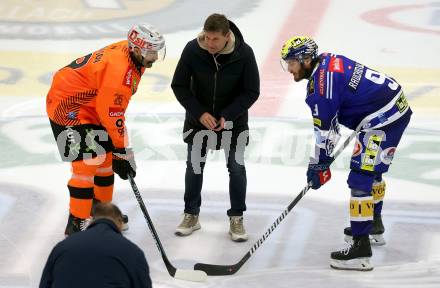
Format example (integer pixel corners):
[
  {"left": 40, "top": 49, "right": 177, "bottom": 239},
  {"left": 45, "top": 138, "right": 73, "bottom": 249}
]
[
  {"left": 213, "top": 72, "right": 217, "bottom": 114},
  {"left": 212, "top": 54, "right": 220, "bottom": 115}
]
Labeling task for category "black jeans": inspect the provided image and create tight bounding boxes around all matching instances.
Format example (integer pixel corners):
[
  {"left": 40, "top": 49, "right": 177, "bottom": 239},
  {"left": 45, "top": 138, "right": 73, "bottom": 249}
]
[{"left": 184, "top": 143, "right": 247, "bottom": 216}]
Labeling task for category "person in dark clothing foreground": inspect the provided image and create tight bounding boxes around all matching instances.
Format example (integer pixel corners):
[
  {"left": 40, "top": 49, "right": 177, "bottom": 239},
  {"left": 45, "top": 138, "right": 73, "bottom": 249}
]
[{"left": 39, "top": 202, "right": 152, "bottom": 288}]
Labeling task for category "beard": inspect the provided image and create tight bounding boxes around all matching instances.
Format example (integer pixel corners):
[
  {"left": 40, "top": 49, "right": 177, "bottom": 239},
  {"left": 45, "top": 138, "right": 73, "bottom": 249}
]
[
  {"left": 302, "top": 64, "right": 313, "bottom": 80},
  {"left": 143, "top": 61, "right": 154, "bottom": 68}
]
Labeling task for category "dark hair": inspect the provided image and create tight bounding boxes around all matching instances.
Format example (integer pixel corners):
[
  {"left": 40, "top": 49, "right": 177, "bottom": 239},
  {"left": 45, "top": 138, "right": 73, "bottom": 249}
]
[
  {"left": 203, "top": 13, "right": 229, "bottom": 35},
  {"left": 93, "top": 202, "right": 123, "bottom": 224}
]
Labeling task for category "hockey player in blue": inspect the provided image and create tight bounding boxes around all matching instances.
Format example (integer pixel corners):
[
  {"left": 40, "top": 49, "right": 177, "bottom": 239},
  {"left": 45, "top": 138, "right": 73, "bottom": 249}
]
[{"left": 280, "top": 36, "right": 412, "bottom": 271}]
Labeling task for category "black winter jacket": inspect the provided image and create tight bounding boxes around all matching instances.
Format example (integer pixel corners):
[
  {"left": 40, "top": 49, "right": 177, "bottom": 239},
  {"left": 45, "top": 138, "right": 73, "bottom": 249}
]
[
  {"left": 171, "top": 20, "right": 260, "bottom": 149},
  {"left": 39, "top": 219, "right": 152, "bottom": 288}
]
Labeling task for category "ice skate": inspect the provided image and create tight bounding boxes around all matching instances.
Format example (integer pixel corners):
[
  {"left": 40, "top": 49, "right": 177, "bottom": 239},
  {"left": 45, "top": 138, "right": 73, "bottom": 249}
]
[{"left": 330, "top": 236, "right": 373, "bottom": 271}]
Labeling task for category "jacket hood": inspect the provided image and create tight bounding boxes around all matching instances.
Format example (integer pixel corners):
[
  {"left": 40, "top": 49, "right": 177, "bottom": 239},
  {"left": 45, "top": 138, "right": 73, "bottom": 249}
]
[{"left": 197, "top": 20, "right": 244, "bottom": 55}]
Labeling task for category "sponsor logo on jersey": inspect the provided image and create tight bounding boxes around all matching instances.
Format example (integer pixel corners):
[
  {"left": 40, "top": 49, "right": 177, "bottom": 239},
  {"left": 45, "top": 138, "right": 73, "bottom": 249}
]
[
  {"left": 123, "top": 67, "right": 133, "bottom": 88},
  {"left": 328, "top": 57, "right": 344, "bottom": 73},
  {"left": 348, "top": 62, "right": 365, "bottom": 91},
  {"left": 319, "top": 69, "right": 325, "bottom": 96},
  {"left": 395, "top": 93, "right": 409, "bottom": 113},
  {"left": 380, "top": 147, "right": 396, "bottom": 165},
  {"left": 109, "top": 107, "right": 124, "bottom": 117},
  {"left": 361, "top": 134, "right": 383, "bottom": 171},
  {"left": 352, "top": 138, "right": 362, "bottom": 157}
]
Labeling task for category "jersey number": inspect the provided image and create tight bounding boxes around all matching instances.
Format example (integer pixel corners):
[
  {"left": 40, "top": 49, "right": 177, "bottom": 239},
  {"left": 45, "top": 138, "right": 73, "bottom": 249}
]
[
  {"left": 66, "top": 53, "right": 92, "bottom": 69},
  {"left": 365, "top": 69, "right": 399, "bottom": 90}
]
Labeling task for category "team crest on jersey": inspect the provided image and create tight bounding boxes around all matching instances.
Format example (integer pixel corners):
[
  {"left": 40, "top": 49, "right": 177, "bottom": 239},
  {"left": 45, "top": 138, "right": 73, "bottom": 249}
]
[
  {"left": 329, "top": 57, "right": 344, "bottom": 73},
  {"left": 113, "top": 93, "right": 124, "bottom": 106}
]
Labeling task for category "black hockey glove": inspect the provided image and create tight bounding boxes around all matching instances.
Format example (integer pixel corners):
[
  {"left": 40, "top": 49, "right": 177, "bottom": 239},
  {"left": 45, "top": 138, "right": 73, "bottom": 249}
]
[
  {"left": 112, "top": 148, "right": 136, "bottom": 180},
  {"left": 307, "top": 161, "right": 332, "bottom": 190}
]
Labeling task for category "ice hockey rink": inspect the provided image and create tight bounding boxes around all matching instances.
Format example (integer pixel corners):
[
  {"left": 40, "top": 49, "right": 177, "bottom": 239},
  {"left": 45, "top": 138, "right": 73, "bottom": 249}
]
[{"left": 0, "top": 0, "right": 439, "bottom": 287}]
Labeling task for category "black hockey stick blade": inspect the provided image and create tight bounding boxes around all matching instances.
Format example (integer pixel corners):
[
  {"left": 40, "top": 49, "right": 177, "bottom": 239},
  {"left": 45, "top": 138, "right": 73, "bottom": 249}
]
[
  {"left": 128, "top": 175, "right": 207, "bottom": 282},
  {"left": 194, "top": 252, "right": 251, "bottom": 275}
]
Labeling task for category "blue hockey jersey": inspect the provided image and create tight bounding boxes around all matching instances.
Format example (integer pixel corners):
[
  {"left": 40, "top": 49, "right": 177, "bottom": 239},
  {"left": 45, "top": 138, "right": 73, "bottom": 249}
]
[{"left": 306, "top": 53, "right": 410, "bottom": 163}]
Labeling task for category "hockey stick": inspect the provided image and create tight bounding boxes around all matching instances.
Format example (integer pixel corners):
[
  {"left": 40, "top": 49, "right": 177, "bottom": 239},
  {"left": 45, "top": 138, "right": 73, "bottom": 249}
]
[
  {"left": 128, "top": 175, "right": 207, "bottom": 282},
  {"left": 194, "top": 123, "right": 364, "bottom": 275}
]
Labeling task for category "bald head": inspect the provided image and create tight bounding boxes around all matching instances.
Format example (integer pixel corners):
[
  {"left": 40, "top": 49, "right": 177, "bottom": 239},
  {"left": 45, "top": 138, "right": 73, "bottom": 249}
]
[{"left": 92, "top": 202, "right": 124, "bottom": 231}]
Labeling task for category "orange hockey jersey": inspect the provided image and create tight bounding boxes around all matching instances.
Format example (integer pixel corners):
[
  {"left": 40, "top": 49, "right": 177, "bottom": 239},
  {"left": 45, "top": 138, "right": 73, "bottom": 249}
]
[{"left": 46, "top": 40, "right": 145, "bottom": 148}]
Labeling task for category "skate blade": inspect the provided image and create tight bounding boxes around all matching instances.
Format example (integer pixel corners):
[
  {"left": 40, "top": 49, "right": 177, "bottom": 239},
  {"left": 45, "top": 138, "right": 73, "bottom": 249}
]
[
  {"left": 344, "top": 235, "right": 386, "bottom": 246},
  {"left": 370, "top": 234, "right": 386, "bottom": 246},
  {"left": 330, "top": 257, "right": 373, "bottom": 271}
]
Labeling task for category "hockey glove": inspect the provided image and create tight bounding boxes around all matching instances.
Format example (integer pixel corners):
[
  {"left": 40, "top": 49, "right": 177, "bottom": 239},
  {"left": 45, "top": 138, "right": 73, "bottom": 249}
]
[
  {"left": 112, "top": 148, "right": 136, "bottom": 180},
  {"left": 307, "top": 161, "right": 332, "bottom": 190}
]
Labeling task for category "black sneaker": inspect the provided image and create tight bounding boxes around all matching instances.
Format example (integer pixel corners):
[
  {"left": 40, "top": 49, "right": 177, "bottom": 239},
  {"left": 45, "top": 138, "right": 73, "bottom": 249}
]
[
  {"left": 344, "top": 215, "right": 385, "bottom": 245},
  {"left": 65, "top": 213, "right": 89, "bottom": 236},
  {"left": 330, "top": 236, "right": 373, "bottom": 271}
]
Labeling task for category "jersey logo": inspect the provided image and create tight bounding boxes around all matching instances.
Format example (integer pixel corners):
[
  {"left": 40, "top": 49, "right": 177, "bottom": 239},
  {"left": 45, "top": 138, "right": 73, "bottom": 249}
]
[
  {"left": 361, "top": 134, "right": 383, "bottom": 171},
  {"left": 113, "top": 93, "right": 124, "bottom": 106},
  {"left": 329, "top": 57, "right": 344, "bottom": 73},
  {"left": 395, "top": 93, "right": 409, "bottom": 113},
  {"left": 352, "top": 138, "right": 362, "bottom": 157},
  {"left": 109, "top": 107, "right": 125, "bottom": 117},
  {"left": 123, "top": 67, "right": 133, "bottom": 88},
  {"left": 380, "top": 147, "right": 396, "bottom": 165}
]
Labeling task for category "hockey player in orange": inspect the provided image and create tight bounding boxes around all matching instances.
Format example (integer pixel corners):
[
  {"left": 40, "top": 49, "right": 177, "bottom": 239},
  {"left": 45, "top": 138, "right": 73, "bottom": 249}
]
[{"left": 46, "top": 24, "right": 166, "bottom": 236}]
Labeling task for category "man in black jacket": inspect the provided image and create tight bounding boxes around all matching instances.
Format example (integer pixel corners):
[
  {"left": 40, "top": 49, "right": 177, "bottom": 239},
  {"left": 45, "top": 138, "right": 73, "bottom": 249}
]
[
  {"left": 171, "top": 13, "right": 260, "bottom": 242},
  {"left": 39, "top": 203, "right": 152, "bottom": 288}
]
